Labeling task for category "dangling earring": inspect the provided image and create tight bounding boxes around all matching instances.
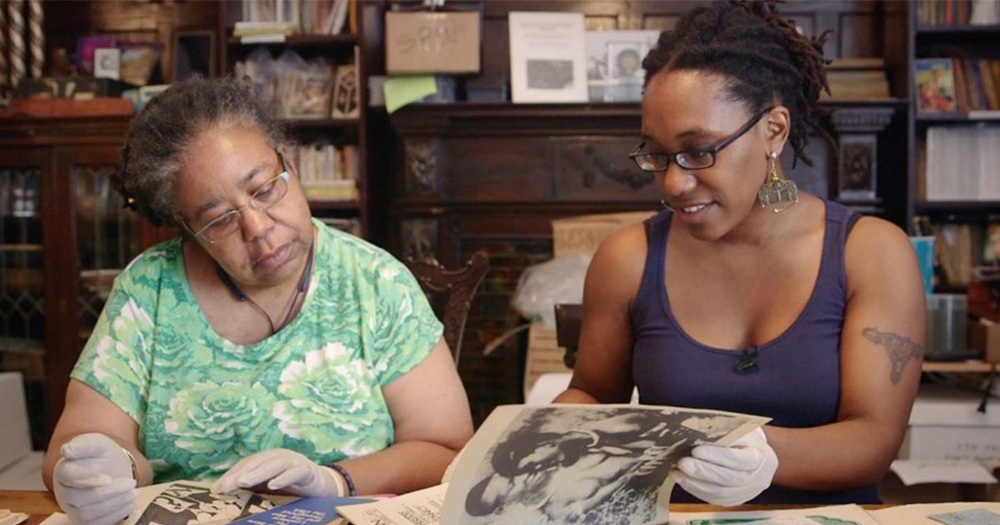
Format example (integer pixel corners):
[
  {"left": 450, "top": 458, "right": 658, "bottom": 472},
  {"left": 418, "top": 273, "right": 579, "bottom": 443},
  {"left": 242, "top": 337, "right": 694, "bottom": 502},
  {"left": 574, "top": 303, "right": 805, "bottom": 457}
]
[
  {"left": 757, "top": 151, "right": 798, "bottom": 213},
  {"left": 660, "top": 199, "right": 676, "bottom": 212}
]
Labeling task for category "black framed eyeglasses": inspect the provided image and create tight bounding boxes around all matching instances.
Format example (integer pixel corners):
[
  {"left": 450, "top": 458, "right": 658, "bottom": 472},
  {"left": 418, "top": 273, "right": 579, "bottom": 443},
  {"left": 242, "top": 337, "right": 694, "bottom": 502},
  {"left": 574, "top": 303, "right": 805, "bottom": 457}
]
[
  {"left": 182, "top": 150, "right": 291, "bottom": 244},
  {"left": 629, "top": 106, "right": 775, "bottom": 172}
]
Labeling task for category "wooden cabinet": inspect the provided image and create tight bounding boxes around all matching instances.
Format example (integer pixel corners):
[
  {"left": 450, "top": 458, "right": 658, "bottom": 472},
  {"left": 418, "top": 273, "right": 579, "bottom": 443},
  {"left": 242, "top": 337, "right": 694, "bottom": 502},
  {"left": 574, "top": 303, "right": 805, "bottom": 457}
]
[{"left": 0, "top": 118, "right": 167, "bottom": 446}]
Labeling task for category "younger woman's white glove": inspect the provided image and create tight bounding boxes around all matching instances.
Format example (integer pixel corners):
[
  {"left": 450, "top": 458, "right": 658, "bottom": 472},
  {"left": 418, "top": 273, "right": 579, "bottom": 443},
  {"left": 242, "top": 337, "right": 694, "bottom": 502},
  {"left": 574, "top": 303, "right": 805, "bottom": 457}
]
[
  {"left": 53, "top": 433, "right": 137, "bottom": 525},
  {"left": 672, "top": 427, "right": 778, "bottom": 506},
  {"left": 211, "top": 449, "right": 345, "bottom": 497}
]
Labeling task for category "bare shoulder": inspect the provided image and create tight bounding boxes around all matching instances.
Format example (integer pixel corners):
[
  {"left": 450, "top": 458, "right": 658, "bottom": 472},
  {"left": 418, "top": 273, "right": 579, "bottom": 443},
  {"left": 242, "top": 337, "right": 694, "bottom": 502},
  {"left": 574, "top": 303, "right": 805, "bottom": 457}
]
[
  {"left": 588, "top": 221, "right": 649, "bottom": 303},
  {"left": 844, "top": 215, "right": 919, "bottom": 293}
]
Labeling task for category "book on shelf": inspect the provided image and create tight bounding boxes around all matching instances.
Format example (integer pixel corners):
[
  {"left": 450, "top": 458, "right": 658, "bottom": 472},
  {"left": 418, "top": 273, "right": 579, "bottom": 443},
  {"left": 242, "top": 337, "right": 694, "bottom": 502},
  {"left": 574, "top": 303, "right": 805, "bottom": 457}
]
[
  {"left": 240, "top": 0, "right": 352, "bottom": 36},
  {"left": 917, "top": 58, "right": 1000, "bottom": 114},
  {"left": 915, "top": 58, "right": 958, "bottom": 113},
  {"left": 924, "top": 125, "right": 1000, "bottom": 201},
  {"left": 823, "top": 58, "right": 890, "bottom": 101},
  {"left": 293, "top": 143, "right": 359, "bottom": 201},
  {"left": 918, "top": 0, "right": 1000, "bottom": 25}
]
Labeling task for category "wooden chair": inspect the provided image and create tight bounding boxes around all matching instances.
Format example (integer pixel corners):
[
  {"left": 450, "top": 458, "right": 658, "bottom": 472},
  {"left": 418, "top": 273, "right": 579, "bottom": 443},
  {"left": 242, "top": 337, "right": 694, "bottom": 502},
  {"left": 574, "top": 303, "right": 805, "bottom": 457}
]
[
  {"left": 555, "top": 303, "right": 584, "bottom": 368},
  {"left": 405, "top": 251, "right": 490, "bottom": 366}
]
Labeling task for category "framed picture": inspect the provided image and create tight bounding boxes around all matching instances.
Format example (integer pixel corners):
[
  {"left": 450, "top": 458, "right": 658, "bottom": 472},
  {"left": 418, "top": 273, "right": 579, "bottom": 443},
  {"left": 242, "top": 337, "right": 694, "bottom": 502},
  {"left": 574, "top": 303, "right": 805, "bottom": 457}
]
[
  {"left": 284, "top": 69, "right": 335, "bottom": 119},
  {"left": 173, "top": 30, "right": 217, "bottom": 81},
  {"left": 331, "top": 64, "right": 359, "bottom": 119},
  {"left": 508, "top": 12, "right": 588, "bottom": 103},
  {"left": 837, "top": 134, "right": 879, "bottom": 201},
  {"left": 94, "top": 48, "right": 121, "bottom": 80},
  {"left": 585, "top": 30, "right": 658, "bottom": 102}
]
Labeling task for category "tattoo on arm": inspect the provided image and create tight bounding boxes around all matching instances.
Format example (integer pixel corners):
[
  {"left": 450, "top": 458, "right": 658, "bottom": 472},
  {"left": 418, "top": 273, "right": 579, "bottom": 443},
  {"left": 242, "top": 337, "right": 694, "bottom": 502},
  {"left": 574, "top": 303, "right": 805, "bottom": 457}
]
[{"left": 862, "top": 327, "right": 924, "bottom": 385}]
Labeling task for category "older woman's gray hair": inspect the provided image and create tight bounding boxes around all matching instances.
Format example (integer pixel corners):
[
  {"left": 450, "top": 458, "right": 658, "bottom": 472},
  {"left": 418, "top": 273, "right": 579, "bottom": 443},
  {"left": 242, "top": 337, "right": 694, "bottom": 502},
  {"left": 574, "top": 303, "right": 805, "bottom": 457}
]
[{"left": 115, "top": 76, "right": 289, "bottom": 228}]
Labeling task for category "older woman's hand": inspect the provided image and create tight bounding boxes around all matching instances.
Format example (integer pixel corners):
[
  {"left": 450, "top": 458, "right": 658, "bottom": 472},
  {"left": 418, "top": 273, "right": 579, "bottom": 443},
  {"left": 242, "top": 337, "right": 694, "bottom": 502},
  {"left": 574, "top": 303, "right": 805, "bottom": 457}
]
[
  {"left": 211, "top": 449, "right": 346, "bottom": 497},
  {"left": 53, "top": 433, "right": 137, "bottom": 525}
]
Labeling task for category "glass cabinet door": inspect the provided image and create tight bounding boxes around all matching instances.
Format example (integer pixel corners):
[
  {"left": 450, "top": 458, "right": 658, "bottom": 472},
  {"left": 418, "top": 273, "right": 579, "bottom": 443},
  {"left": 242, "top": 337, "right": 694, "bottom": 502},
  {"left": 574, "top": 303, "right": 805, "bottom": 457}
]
[
  {"left": 0, "top": 166, "right": 46, "bottom": 446},
  {"left": 74, "top": 165, "right": 142, "bottom": 340}
]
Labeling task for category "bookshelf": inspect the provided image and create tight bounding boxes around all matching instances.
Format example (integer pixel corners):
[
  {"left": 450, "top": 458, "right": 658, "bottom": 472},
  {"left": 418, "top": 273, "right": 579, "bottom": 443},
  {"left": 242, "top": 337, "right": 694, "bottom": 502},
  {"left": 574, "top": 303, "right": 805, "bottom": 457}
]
[
  {"left": 219, "top": 0, "right": 371, "bottom": 238},
  {"left": 907, "top": 2, "right": 1000, "bottom": 293}
]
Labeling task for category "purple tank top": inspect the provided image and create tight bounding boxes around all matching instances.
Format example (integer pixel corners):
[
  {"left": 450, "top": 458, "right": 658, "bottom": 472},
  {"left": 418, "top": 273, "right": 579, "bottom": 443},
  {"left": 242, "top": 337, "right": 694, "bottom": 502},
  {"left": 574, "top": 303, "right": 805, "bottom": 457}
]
[{"left": 631, "top": 199, "right": 879, "bottom": 504}]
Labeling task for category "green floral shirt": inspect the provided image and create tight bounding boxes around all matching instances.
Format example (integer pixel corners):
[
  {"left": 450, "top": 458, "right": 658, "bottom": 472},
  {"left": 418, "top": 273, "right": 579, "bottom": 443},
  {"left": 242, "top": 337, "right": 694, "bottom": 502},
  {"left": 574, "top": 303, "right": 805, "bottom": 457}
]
[{"left": 71, "top": 219, "right": 443, "bottom": 483}]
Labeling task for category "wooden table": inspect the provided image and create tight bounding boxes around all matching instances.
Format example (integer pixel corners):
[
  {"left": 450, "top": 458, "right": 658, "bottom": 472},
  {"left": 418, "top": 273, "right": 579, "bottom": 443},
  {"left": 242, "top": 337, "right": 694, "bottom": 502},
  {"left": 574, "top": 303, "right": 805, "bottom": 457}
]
[
  {"left": 0, "top": 490, "right": 858, "bottom": 525},
  {"left": 1, "top": 490, "right": 806, "bottom": 524},
  {"left": 0, "top": 491, "right": 58, "bottom": 525}
]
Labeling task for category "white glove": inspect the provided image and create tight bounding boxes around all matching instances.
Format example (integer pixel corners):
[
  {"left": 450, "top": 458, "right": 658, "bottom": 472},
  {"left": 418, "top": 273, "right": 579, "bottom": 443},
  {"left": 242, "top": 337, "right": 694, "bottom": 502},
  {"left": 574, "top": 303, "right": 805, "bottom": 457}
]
[
  {"left": 53, "top": 433, "right": 137, "bottom": 525},
  {"left": 672, "top": 427, "right": 778, "bottom": 506},
  {"left": 211, "top": 449, "right": 345, "bottom": 497}
]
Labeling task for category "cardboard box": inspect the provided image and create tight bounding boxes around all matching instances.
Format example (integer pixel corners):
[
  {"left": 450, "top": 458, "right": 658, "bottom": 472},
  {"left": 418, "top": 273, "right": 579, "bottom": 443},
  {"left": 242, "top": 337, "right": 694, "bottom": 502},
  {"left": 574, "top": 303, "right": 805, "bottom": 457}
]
[
  {"left": 551, "top": 211, "right": 656, "bottom": 258},
  {"left": 899, "top": 385, "right": 1000, "bottom": 464},
  {"left": 385, "top": 11, "right": 480, "bottom": 74},
  {"left": 969, "top": 320, "right": 1000, "bottom": 364}
]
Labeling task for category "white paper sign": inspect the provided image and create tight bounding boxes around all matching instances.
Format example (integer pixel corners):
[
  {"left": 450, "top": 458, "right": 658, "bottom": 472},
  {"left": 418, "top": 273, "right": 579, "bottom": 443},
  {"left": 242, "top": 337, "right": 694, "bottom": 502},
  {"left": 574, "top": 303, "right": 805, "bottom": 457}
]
[{"left": 508, "top": 12, "right": 588, "bottom": 104}]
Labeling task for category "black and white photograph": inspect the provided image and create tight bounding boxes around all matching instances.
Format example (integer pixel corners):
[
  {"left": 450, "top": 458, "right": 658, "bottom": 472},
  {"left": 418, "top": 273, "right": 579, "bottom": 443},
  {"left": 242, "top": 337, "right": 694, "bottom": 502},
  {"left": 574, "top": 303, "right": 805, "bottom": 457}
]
[
  {"left": 127, "top": 482, "right": 277, "bottom": 525},
  {"left": 526, "top": 60, "right": 574, "bottom": 90},
  {"left": 452, "top": 406, "right": 767, "bottom": 525}
]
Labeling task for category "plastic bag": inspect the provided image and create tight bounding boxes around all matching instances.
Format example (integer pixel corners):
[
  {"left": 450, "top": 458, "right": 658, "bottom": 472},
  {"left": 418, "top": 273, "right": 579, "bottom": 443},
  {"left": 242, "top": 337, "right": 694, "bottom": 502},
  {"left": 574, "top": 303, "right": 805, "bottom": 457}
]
[{"left": 511, "top": 253, "right": 592, "bottom": 329}]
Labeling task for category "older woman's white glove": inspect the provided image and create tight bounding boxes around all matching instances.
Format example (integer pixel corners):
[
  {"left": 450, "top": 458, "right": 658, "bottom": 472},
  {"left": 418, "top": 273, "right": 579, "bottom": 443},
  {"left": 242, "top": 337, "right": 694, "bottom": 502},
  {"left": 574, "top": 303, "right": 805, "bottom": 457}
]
[
  {"left": 672, "top": 427, "right": 778, "bottom": 506},
  {"left": 53, "top": 433, "right": 137, "bottom": 525},
  {"left": 212, "top": 449, "right": 345, "bottom": 497}
]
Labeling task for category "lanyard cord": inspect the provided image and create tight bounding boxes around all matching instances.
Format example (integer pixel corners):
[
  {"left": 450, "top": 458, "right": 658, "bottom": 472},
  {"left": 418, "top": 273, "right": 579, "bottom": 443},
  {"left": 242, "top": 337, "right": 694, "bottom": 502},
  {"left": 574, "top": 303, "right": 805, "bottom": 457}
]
[{"left": 216, "top": 241, "right": 315, "bottom": 335}]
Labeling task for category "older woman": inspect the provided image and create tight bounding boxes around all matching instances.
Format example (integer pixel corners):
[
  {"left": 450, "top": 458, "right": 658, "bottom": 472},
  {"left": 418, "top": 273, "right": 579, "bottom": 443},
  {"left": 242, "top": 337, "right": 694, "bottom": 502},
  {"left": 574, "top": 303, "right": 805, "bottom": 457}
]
[{"left": 43, "top": 77, "right": 473, "bottom": 525}]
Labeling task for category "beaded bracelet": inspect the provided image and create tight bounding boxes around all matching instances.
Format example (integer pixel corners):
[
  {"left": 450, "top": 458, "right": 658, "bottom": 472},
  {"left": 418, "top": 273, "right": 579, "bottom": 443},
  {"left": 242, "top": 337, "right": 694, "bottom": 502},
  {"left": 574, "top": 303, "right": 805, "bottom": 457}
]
[{"left": 328, "top": 464, "right": 357, "bottom": 497}]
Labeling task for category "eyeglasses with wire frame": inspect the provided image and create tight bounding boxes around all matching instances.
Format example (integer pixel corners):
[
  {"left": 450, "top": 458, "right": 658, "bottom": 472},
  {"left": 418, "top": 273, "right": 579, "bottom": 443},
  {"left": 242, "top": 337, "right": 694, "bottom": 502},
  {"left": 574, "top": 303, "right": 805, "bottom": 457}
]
[
  {"left": 629, "top": 106, "right": 775, "bottom": 172},
  {"left": 183, "top": 152, "right": 291, "bottom": 244}
]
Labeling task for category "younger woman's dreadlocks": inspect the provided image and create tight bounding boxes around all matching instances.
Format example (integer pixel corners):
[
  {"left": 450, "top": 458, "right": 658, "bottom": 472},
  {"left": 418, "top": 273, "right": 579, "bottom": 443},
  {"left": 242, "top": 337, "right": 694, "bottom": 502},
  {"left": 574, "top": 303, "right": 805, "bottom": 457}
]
[{"left": 642, "top": 0, "right": 832, "bottom": 167}]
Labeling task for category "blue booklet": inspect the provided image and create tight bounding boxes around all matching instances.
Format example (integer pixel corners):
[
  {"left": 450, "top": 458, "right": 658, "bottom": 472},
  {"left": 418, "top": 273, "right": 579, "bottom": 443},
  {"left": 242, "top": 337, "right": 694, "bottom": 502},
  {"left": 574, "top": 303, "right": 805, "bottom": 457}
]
[{"left": 229, "top": 495, "right": 375, "bottom": 525}]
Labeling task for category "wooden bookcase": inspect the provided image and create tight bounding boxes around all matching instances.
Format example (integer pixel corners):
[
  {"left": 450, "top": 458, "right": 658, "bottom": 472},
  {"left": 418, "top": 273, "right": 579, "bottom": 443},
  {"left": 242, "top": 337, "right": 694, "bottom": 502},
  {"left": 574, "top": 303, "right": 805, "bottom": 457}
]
[{"left": 219, "top": 1, "right": 374, "bottom": 237}]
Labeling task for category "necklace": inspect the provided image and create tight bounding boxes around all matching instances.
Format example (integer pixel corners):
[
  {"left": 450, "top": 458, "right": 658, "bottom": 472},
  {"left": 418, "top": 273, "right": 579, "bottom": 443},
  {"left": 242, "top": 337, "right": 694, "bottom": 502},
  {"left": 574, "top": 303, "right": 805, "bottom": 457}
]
[{"left": 216, "top": 242, "right": 315, "bottom": 335}]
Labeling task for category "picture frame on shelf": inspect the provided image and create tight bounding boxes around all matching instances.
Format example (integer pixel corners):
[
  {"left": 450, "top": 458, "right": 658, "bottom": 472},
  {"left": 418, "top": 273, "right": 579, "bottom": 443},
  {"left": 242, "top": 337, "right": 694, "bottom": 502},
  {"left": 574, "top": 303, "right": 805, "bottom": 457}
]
[
  {"left": 331, "top": 64, "right": 359, "bottom": 119},
  {"left": 585, "top": 30, "right": 658, "bottom": 103},
  {"left": 94, "top": 48, "right": 121, "bottom": 80},
  {"left": 837, "top": 135, "right": 879, "bottom": 202}
]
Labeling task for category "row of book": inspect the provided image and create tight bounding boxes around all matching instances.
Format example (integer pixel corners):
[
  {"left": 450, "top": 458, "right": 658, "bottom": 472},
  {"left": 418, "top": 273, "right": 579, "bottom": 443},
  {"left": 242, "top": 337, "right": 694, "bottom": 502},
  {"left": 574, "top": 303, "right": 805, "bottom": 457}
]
[
  {"left": 923, "top": 125, "right": 1000, "bottom": 201},
  {"left": 234, "top": 49, "right": 360, "bottom": 120},
  {"left": 916, "top": 0, "right": 1000, "bottom": 25},
  {"left": 238, "top": 0, "right": 352, "bottom": 36},
  {"left": 290, "top": 143, "right": 359, "bottom": 201},
  {"left": 916, "top": 221, "right": 1000, "bottom": 287},
  {"left": 916, "top": 58, "right": 1000, "bottom": 114}
]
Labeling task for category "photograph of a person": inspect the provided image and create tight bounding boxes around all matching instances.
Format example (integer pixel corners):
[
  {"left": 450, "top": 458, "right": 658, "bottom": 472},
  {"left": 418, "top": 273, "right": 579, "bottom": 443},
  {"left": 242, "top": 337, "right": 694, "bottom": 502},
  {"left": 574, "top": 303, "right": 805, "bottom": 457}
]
[{"left": 461, "top": 407, "right": 755, "bottom": 525}]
